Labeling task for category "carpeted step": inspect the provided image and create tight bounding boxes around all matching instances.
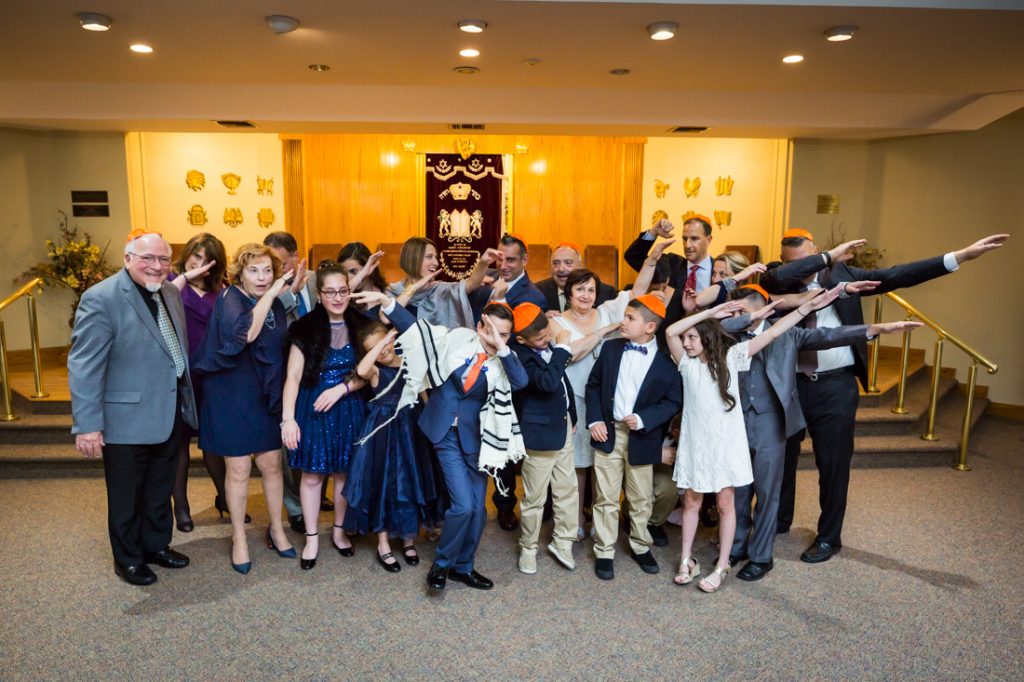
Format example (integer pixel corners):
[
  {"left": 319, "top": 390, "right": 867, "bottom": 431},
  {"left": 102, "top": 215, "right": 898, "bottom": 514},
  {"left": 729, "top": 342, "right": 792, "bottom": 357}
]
[
  {"left": 854, "top": 374, "right": 957, "bottom": 437},
  {"left": 0, "top": 442, "right": 206, "bottom": 478},
  {"left": 11, "top": 390, "right": 72, "bottom": 416},
  {"left": 0, "top": 413, "right": 74, "bottom": 444}
]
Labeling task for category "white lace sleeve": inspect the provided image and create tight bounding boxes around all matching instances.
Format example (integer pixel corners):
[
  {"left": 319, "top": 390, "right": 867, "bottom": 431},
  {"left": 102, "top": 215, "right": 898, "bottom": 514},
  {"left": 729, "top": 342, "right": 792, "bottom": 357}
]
[{"left": 727, "top": 341, "right": 752, "bottom": 373}]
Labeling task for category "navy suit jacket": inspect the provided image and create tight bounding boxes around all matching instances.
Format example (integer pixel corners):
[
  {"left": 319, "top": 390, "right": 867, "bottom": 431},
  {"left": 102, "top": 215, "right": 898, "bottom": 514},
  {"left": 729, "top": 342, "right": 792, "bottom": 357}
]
[
  {"left": 584, "top": 338, "right": 682, "bottom": 466},
  {"left": 759, "top": 253, "right": 950, "bottom": 388},
  {"left": 506, "top": 274, "right": 548, "bottom": 310},
  {"left": 511, "top": 342, "right": 577, "bottom": 451},
  {"left": 536, "top": 277, "right": 617, "bottom": 312},
  {"left": 385, "top": 302, "right": 528, "bottom": 455}
]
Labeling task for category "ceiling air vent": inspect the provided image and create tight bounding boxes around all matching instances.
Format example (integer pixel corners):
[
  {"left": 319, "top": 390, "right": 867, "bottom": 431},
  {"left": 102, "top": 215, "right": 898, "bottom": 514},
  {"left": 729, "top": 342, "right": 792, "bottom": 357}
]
[
  {"left": 668, "top": 126, "right": 709, "bottom": 134},
  {"left": 215, "top": 120, "right": 257, "bottom": 128},
  {"left": 449, "top": 123, "right": 486, "bottom": 130}
]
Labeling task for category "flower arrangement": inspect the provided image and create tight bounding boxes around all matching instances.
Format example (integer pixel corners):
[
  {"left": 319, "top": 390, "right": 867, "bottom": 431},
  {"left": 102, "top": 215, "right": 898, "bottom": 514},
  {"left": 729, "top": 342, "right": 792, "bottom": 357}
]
[
  {"left": 17, "top": 211, "right": 118, "bottom": 326},
  {"left": 829, "top": 218, "right": 885, "bottom": 270}
]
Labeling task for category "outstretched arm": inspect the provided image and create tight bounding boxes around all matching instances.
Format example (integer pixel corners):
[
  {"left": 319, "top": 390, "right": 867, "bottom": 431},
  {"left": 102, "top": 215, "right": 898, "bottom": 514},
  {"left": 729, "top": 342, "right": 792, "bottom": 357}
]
[
  {"left": 355, "top": 328, "right": 397, "bottom": 385},
  {"left": 463, "top": 248, "right": 504, "bottom": 294},
  {"left": 695, "top": 262, "right": 767, "bottom": 307},
  {"left": 664, "top": 300, "right": 746, "bottom": 364},
  {"left": 747, "top": 286, "right": 841, "bottom": 356},
  {"left": 631, "top": 238, "right": 675, "bottom": 299},
  {"left": 248, "top": 269, "right": 293, "bottom": 342}
]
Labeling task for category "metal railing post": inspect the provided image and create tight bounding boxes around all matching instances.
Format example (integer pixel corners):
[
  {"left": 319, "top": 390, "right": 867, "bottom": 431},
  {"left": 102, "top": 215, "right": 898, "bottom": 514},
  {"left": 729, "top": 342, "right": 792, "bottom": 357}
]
[
  {"left": 0, "top": 320, "right": 17, "bottom": 422},
  {"left": 867, "top": 296, "right": 883, "bottom": 393},
  {"left": 921, "top": 337, "right": 944, "bottom": 441},
  {"left": 891, "top": 320, "right": 913, "bottom": 415},
  {"left": 954, "top": 362, "right": 979, "bottom": 472},
  {"left": 26, "top": 294, "right": 48, "bottom": 398}
]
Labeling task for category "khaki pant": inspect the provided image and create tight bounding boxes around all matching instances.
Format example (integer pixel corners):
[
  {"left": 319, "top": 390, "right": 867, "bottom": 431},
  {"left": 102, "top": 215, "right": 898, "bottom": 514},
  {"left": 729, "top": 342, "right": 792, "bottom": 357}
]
[
  {"left": 649, "top": 463, "right": 678, "bottom": 527},
  {"left": 593, "top": 423, "right": 653, "bottom": 559},
  {"left": 520, "top": 429, "right": 579, "bottom": 552}
]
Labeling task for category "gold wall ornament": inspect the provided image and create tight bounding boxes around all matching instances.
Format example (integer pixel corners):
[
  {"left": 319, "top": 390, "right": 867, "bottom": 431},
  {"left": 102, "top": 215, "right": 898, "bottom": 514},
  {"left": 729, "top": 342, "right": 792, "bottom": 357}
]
[
  {"left": 223, "top": 207, "right": 243, "bottom": 227},
  {"left": 714, "top": 210, "right": 732, "bottom": 227},
  {"left": 402, "top": 140, "right": 417, "bottom": 153},
  {"left": 515, "top": 141, "right": 529, "bottom": 155},
  {"left": 681, "top": 210, "right": 699, "bottom": 222},
  {"left": 187, "top": 204, "right": 208, "bottom": 226},
  {"left": 257, "top": 208, "right": 275, "bottom": 228},
  {"left": 221, "top": 173, "right": 242, "bottom": 195},
  {"left": 715, "top": 175, "right": 735, "bottom": 196},
  {"left": 185, "top": 169, "right": 206, "bottom": 192},
  {"left": 654, "top": 179, "right": 670, "bottom": 199},
  {"left": 683, "top": 177, "right": 701, "bottom": 198},
  {"left": 256, "top": 176, "right": 274, "bottom": 196},
  {"left": 454, "top": 137, "right": 476, "bottom": 160},
  {"left": 651, "top": 209, "right": 669, "bottom": 225}
]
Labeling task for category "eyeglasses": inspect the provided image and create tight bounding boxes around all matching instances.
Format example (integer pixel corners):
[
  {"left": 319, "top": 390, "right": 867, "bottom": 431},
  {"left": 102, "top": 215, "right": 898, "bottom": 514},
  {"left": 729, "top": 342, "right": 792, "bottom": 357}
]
[
  {"left": 128, "top": 252, "right": 171, "bottom": 266},
  {"left": 319, "top": 289, "right": 350, "bottom": 299}
]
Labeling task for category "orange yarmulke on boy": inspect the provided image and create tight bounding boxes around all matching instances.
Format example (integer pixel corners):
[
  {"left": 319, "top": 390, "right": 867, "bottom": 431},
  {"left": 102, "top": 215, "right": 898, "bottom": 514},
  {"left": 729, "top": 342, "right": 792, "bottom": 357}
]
[
  {"left": 512, "top": 302, "right": 543, "bottom": 333},
  {"left": 634, "top": 294, "right": 666, "bottom": 319},
  {"left": 738, "top": 284, "right": 771, "bottom": 302}
]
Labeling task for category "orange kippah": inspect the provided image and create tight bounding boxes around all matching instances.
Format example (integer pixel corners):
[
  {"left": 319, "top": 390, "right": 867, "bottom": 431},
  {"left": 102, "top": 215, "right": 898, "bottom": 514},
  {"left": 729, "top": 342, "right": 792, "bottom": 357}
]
[
  {"left": 512, "top": 302, "right": 543, "bottom": 333},
  {"left": 684, "top": 214, "right": 713, "bottom": 227},
  {"left": 739, "top": 284, "right": 771, "bottom": 302},
  {"left": 554, "top": 241, "right": 582, "bottom": 254},
  {"left": 634, "top": 294, "right": 666, "bottom": 319},
  {"left": 783, "top": 228, "right": 814, "bottom": 241},
  {"left": 486, "top": 300, "right": 513, "bottom": 314},
  {"left": 125, "top": 228, "right": 162, "bottom": 243}
]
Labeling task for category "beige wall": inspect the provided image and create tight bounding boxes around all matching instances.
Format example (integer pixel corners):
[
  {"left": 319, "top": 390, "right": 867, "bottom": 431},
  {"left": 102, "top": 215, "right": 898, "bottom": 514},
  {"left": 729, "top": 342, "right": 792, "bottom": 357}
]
[
  {"left": 125, "top": 132, "right": 286, "bottom": 256},
  {"left": 641, "top": 137, "right": 790, "bottom": 263},
  {"left": 0, "top": 128, "right": 132, "bottom": 349},
  {"left": 790, "top": 110, "right": 1024, "bottom": 404}
]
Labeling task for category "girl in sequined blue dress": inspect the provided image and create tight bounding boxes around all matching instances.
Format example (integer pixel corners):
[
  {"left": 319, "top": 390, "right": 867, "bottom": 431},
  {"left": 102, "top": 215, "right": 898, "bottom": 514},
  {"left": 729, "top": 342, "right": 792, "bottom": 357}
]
[{"left": 281, "top": 264, "right": 368, "bottom": 570}]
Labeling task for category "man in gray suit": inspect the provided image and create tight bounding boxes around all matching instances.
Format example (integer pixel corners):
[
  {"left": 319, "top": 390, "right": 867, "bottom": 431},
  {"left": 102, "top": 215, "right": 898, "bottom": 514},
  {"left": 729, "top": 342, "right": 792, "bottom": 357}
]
[
  {"left": 722, "top": 285, "right": 919, "bottom": 580},
  {"left": 69, "top": 231, "right": 198, "bottom": 586}
]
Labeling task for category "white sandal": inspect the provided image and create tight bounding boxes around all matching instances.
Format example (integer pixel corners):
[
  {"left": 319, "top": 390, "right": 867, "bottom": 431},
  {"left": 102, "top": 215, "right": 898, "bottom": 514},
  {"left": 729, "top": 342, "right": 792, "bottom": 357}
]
[
  {"left": 698, "top": 564, "right": 729, "bottom": 593},
  {"left": 673, "top": 556, "right": 701, "bottom": 586}
]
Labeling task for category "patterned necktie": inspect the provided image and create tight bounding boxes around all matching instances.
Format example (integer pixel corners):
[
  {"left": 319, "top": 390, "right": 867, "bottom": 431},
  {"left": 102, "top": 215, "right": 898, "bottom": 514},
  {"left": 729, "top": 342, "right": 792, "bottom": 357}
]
[
  {"left": 462, "top": 353, "right": 488, "bottom": 392},
  {"left": 152, "top": 292, "right": 186, "bottom": 378},
  {"left": 685, "top": 263, "right": 699, "bottom": 292},
  {"left": 797, "top": 281, "right": 820, "bottom": 375},
  {"left": 624, "top": 343, "right": 648, "bottom": 356}
]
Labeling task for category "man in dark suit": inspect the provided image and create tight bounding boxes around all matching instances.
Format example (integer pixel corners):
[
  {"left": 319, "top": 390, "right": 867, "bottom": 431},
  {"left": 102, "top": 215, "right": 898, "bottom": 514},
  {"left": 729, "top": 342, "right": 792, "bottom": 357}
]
[
  {"left": 761, "top": 228, "right": 1008, "bottom": 563},
  {"left": 69, "top": 231, "right": 198, "bottom": 586},
  {"left": 624, "top": 216, "right": 714, "bottom": 293},
  {"left": 536, "top": 242, "right": 617, "bottom": 313}
]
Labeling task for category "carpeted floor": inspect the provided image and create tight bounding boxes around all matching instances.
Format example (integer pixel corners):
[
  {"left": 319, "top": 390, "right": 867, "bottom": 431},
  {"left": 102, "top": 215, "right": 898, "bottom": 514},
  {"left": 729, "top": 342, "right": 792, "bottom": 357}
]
[{"left": 0, "top": 417, "right": 1021, "bottom": 681}]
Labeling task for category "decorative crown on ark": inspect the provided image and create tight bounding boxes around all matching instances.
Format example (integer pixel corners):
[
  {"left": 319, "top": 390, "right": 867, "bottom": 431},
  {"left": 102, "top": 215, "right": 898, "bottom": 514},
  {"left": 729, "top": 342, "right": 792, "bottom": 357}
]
[{"left": 449, "top": 182, "right": 472, "bottom": 201}]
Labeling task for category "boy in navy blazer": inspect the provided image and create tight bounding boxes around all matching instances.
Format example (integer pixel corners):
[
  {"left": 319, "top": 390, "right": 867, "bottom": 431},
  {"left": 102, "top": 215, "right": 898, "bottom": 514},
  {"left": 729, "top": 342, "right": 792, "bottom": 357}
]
[
  {"left": 510, "top": 302, "right": 579, "bottom": 575},
  {"left": 585, "top": 294, "right": 682, "bottom": 581}
]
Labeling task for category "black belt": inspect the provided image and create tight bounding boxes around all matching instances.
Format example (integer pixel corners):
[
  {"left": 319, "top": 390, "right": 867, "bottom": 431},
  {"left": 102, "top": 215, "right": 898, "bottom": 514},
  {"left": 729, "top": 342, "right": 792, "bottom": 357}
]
[{"left": 797, "top": 366, "right": 853, "bottom": 382}]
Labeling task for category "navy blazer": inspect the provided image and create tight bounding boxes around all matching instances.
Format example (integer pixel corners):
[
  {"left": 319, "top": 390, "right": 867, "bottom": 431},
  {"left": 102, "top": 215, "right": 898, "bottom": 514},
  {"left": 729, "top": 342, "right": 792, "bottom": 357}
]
[
  {"left": 506, "top": 274, "right": 549, "bottom": 310},
  {"left": 536, "top": 277, "right": 617, "bottom": 312},
  {"left": 385, "top": 302, "right": 528, "bottom": 455},
  {"left": 511, "top": 342, "right": 577, "bottom": 451},
  {"left": 760, "top": 253, "right": 950, "bottom": 388},
  {"left": 584, "top": 338, "right": 683, "bottom": 466}
]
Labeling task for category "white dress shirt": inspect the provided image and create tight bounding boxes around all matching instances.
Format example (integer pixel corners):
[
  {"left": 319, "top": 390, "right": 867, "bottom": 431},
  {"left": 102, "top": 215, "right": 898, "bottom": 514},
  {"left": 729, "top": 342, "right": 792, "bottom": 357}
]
[{"left": 607, "top": 337, "right": 658, "bottom": 429}]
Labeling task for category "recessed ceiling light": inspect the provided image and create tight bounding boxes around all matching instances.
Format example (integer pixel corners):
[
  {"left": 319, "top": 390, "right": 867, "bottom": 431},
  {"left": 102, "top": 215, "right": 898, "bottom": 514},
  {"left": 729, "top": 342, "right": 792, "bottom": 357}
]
[
  {"left": 459, "top": 48, "right": 480, "bottom": 58},
  {"left": 77, "top": 12, "right": 112, "bottom": 31},
  {"left": 824, "top": 25, "right": 857, "bottom": 42},
  {"left": 458, "top": 19, "right": 487, "bottom": 33},
  {"left": 523, "top": 58, "right": 542, "bottom": 66},
  {"left": 782, "top": 54, "right": 804, "bottom": 64},
  {"left": 266, "top": 15, "right": 300, "bottom": 35},
  {"left": 129, "top": 43, "right": 153, "bottom": 54},
  {"left": 609, "top": 68, "right": 632, "bottom": 76},
  {"left": 647, "top": 21, "right": 678, "bottom": 41},
  {"left": 308, "top": 64, "right": 330, "bottom": 72},
  {"left": 452, "top": 65, "right": 480, "bottom": 75}
]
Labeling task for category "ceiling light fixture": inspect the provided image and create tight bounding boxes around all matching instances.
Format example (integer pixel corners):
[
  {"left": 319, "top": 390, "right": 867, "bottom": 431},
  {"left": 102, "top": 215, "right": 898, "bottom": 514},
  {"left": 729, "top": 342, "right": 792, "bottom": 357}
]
[
  {"left": 647, "top": 21, "right": 678, "bottom": 41},
  {"left": 609, "top": 68, "right": 632, "bottom": 76},
  {"left": 308, "top": 64, "right": 330, "bottom": 72},
  {"left": 266, "top": 15, "right": 300, "bottom": 34},
  {"left": 77, "top": 12, "right": 112, "bottom": 31},
  {"left": 824, "top": 25, "right": 857, "bottom": 42},
  {"left": 458, "top": 19, "right": 487, "bottom": 33},
  {"left": 129, "top": 43, "right": 153, "bottom": 54},
  {"left": 782, "top": 54, "right": 804, "bottom": 64},
  {"left": 459, "top": 48, "right": 480, "bottom": 58},
  {"left": 452, "top": 66, "right": 479, "bottom": 75}
]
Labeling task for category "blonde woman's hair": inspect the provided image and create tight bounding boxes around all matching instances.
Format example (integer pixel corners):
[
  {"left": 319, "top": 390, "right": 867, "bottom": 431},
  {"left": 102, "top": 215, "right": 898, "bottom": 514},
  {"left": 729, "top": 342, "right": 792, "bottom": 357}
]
[
  {"left": 227, "top": 243, "right": 281, "bottom": 285},
  {"left": 714, "top": 250, "right": 750, "bottom": 277},
  {"left": 398, "top": 237, "right": 436, "bottom": 280}
]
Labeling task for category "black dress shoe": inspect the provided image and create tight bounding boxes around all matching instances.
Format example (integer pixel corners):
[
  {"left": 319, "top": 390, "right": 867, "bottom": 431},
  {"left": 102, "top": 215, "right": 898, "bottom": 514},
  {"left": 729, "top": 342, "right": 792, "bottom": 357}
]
[
  {"left": 728, "top": 554, "right": 748, "bottom": 568},
  {"left": 699, "top": 504, "right": 719, "bottom": 528},
  {"left": 449, "top": 570, "right": 494, "bottom": 590},
  {"left": 647, "top": 524, "right": 668, "bottom": 547},
  {"left": 427, "top": 563, "right": 448, "bottom": 590},
  {"left": 629, "top": 549, "right": 660, "bottom": 574},
  {"left": 288, "top": 514, "right": 306, "bottom": 535},
  {"left": 115, "top": 563, "right": 157, "bottom": 586},
  {"left": 144, "top": 548, "right": 190, "bottom": 569},
  {"left": 377, "top": 552, "right": 402, "bottom": 573},
  {"left": 320, "top": 498, "right": 335, "bottom": 512},
  {"left": 497, "top": 508, "right": 520, "bottom": 532},
  {"left": 737, "top": 559, "right": 774, "bottom": 581},
  {"left": 594, "top": 558, "right": 615, "bottom": 581},
  {"left": 801, "top": 541, "right": 839, "bottom": 564}
]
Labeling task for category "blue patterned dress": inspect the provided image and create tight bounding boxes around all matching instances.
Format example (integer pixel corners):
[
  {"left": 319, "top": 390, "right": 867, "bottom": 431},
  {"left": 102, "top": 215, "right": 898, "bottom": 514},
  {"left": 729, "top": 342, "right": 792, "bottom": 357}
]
[{"left": 288, "top": 344, "right": 366, "bottom": 474}]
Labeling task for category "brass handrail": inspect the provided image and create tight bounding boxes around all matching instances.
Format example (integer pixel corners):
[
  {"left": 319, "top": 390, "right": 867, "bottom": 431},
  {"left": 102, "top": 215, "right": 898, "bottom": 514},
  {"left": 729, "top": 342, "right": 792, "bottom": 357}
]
[
  {"left": 866, "top": 291, "right": 998, "bottom": 471},
  {"left": 0, "top": 277, "right": 49, "bottom": 421}
]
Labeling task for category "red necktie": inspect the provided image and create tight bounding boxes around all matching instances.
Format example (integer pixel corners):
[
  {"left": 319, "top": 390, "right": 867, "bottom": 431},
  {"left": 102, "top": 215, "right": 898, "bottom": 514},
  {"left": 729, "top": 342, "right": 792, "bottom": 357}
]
[
  {"left": 462, "top": 353, "right": 487, "bottom": 392},
  {"left": 685, "top": 264, "right": 699, "bottom": 292}
]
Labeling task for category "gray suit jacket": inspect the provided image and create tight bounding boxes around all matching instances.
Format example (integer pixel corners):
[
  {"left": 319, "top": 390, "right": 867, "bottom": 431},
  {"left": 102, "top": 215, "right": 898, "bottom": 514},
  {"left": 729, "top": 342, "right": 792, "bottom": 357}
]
[
  {"left": 279, "top": 279, "right": 318, "bottom": 325},
  {"left": 68, "top": 269, "right": 198, "bottom": 444},
  {"left": 723, "top": 315, "right": 868, "bottom": 437}
]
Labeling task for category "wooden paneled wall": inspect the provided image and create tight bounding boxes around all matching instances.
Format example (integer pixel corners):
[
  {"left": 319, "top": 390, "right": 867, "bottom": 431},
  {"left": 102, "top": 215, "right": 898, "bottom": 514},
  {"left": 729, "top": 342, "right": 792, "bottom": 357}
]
[{"left": 281, "top": 134, "right": 646, "bottom": 287}]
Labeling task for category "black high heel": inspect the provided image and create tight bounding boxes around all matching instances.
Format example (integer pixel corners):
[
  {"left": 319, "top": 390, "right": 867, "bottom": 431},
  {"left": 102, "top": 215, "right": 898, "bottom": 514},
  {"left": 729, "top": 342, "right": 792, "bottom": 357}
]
[
  {"left": 301, "top": 532, "right": 318, "bottom": 570},
  {"left": 332, "top": 523, "right": 354, "bottom": 557},
  {"left": 214, "top": 496, "right": 252, "bottom": 523}
]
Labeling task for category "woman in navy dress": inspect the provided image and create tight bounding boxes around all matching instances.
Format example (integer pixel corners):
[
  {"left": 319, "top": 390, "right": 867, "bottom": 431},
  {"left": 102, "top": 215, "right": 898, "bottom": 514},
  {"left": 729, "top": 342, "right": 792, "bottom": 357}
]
[
  {"left": 193, "top": 243, "right": 295, "bottom": 574},
  {"left": 281, "top": 263, "right": 368, "bottom": 570},
  {"left": 343, "top": 321, "right": 439, "bottom": 572}
]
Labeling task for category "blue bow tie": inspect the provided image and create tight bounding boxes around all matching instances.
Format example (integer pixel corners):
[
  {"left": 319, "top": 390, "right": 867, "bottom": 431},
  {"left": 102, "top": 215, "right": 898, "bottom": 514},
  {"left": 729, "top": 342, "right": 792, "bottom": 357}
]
[{"left": 624, "top": 343, "right": 648, "bottom": 355}]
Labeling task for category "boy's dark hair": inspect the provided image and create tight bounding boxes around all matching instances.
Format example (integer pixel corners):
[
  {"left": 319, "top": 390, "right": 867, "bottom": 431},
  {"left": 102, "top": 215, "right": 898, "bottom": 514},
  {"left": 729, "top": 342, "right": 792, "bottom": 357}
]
[
  {"left": 730, "top": 287, "right": 768, "bottom": 304},
  {"left": 354, "top": 319, "right": 390, "bottom": 359},
  {"left": 481, "top": 302, "right": 514, "bottom": 325},
  {"left": 627, "top": 298, "right": 663, "bottom": 329},
  {"left": 515, "top": 311, "right": 549, "bottom": 339},
  {"left": 650, "top": 259, "right": 671, "bottom": 286}
]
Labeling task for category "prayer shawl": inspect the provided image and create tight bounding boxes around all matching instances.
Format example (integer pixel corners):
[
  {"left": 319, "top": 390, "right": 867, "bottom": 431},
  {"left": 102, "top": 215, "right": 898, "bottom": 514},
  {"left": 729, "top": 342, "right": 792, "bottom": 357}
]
[
  {"left": 359, "top": 319, "right": 526, "bottom": 494},
  {"left": 386, "top": 279, "right": 476, "bottom": 329}
]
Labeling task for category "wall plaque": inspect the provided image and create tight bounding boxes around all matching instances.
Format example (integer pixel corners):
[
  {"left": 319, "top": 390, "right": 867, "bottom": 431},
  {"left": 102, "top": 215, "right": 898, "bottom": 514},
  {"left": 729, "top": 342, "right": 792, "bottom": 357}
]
[
  {"left": 817, "top": 194, "right": 840, "bottom": 214},
  {"left": 71, "top": 190, "right": 108, "bottom": 203}
]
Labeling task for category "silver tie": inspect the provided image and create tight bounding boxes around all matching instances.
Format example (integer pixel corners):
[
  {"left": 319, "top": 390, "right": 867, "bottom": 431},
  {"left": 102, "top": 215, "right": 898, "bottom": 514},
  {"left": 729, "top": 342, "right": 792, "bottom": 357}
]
[{"left": 152, "top": 292, "right": 186, "bottom": 378}]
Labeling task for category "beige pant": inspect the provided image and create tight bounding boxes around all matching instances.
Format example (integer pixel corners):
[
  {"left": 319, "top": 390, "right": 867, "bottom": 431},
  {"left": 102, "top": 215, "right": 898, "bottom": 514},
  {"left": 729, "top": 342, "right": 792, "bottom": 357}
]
[
  {"left": 520, "top": 429, "right": 579, "bottom": 552},
  {"left": 649, "top": 463, "right": 678, "bottom": 527},
  {"left": 593, "top": 423, "right": 653, "bottom": 559}
]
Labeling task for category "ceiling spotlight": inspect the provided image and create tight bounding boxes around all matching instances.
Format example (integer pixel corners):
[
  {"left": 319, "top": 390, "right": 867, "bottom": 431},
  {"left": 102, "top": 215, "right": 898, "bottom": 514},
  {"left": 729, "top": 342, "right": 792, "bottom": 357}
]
[
  {"left": 129, "top": 43, "right": 153, "bottom": 54},
  {"left": 452, "top": 65, "right": 480, "bottom": 75},
  {"left": 609, "top": 68, "right": 632, "bottom": 76},
  {"left": 77, "top": 12, "right": 112, "bottom": 31},
  {"left": 824, "top": 25, "right": 857, "bottom": 42},
  {"left": 458, "top": 19, "right": 487, "bottom": 33},
  {"left": 459, "top": 48, "right": 480, "bottom": 58},
  {"left": 782, "top": 54, "right": 804, "bottom": 64},
  {"left": 308, "top": 64, "right": 330, "bottom": 72},
  {"left": 266, "top": 15, "right": 300, "bottom": 34},
  {"left": 647, "top": 21, "right": 678, "bottom": 41}
]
